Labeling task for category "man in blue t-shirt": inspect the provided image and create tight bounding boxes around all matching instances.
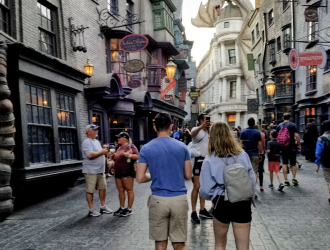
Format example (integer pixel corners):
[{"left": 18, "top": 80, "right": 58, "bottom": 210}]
[
  {"left": 137, "top": 112, "right": 192, "bottom": 250},
  {"left": 240, "top": 118, "right": 262, "bottom": 181}
]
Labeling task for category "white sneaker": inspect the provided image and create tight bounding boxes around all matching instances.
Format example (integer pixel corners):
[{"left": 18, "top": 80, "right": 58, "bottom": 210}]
[
  {"left": 89, "top": 209, "right": 101, "bottom": 217},
  {"left": 100, "top": 205, "right": 113, "bottom": 214}
]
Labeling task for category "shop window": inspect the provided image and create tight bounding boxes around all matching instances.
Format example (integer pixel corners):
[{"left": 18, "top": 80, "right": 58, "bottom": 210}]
[
  {"left": 251, "top": 30, "right": 255, "bottom": 44},
  {"left": 37, "top": 2, "right": 57, "bottom": 57},
  {"left": 265, "top": 111, "right": 275, "bottom": 124},
  {"left": 56, "top": 93, "right": 77, "bottom": 161},
  {"left": 109, "top": 115, "right": 132, "bottom": 143},
  {"left": 275, "top": 73, "right": 292, "bottom": 96},
  {"left": 306, "top": 65, "right": 317, "bottom": 92},
  {"left": 299, "top": 109, "right": 305, "bottom": 137},
  {"left": 230, "top": 81, "right": 236, "bottom": 98},
  {"left": 325, "top": 50, "right": 330, "bottom": 71},
  {"left": 283, "top": 0, "right": 289, "bottom": 9},
  {"left": 276, "top": 106, "right": 291, "bottom": 123},
  {"left": 26, "top": 85, "right": 52, "bottom": 164},
  {"left": 268, "top": 10, "right": 273, "bottom": 26},
  {"left": 277, "top": 37, "right": 281, "bottom": 51},
  {"left": 308, "top": 21, "right": 318, "bottom": 41},
  {"left": 108, "top": 38, "right": 129, "bottom": 85},
  {"left": 283, "top": 26, "right": 291, "bottom": 49},
  {"left": 108, "top": 0, "right": 118, "bottom": 16},
  {"left": 0, "top": 0, "right": 9, "bottom": 34},
  {"left": 224, "top": 22, "right": 229, "bottom": 28},
  {"left": 228, "top": 49, "right": 236, "bottom": 64},
  {"left": 92, "top": 113, "right": 103, "bottom": 142},
  {"left": 269, "top": 42, "right": 275, "bottom": 63},
  {"left": 256, "top": 24, "right": 260, "bottom": 37},
  {"left": 228, "top": 115, "right": 236, "bottom": 128}
]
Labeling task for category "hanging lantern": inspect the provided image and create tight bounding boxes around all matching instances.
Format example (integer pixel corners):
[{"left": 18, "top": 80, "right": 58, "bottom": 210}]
[
  {"left": 265, "top": 76, "right": 276, "bottom": 97},
  {"left": 200, "top": 102, "right": 206, "bottom": 109},
  {"left": 84, "top": 59, "right": 94, "bottom": 76},
  {"left": 165, "top": 59, "right": 177, "bottom": 81}
]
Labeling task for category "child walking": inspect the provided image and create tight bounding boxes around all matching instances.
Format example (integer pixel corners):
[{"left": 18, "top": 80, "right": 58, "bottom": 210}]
[{"left": 267, "top": 131, "right": 284, "bottom": 191}]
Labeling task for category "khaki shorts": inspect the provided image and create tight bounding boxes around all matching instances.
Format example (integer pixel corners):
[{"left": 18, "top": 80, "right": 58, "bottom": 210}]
[
  {"left": 148, "top": 194, "right": 188, "bottom": 243},
  {"left": 250, "top": 156, "right": 259, "bottom": 173},
  {"left": 84, "top": 173, "right": 107, "bottom": 193}
]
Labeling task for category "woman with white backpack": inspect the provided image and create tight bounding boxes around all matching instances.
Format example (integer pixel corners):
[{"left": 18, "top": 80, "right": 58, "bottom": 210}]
[{"left": 199, "top": 121, "right": 256, "bottom": 250}]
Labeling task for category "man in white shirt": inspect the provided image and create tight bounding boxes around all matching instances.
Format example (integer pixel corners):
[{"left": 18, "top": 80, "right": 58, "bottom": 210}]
[{"left": 190, "top": 113, "right": 213, "bottom": 223}]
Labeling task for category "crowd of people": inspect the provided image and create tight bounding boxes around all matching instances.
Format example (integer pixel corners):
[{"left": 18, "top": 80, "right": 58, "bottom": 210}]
[{"left": 80, "top": 111, "right": 330, "bottom": 250}]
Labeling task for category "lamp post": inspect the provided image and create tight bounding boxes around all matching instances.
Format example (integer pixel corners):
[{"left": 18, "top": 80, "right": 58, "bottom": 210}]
[
  {"left": 84, "top": 59, "right": 94, "bottom": 76},
  {"left": 265, "top": 76, "right": 276, "bottom": 97},
  {"left": 165, "top": 58, "right": 177, "bottom": 81}
]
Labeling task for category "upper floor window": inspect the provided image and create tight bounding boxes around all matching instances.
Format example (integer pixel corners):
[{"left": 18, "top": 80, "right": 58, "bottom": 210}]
[
  {"left": 256, "top": 24, "right": 260, "bottom": 37},
  {"left": 269, "top": 42, "right": 275, "bottom": 62},
  {"left": 0, "top": 0, "right": 9, "bottom": 34},
  {"left": 262, "top": 30, "right": 265, "bottom": 42},
  {"left": 230, "top": 81, "right": 236, "bottom": 98},
  {"left": 283, "top": 26, "right": 291, "bottom": 49},
  {"left": 268, "top": 10, "right": 274, "bottom": 26},
  {"left": 224, "top": 22, "right": 229, "bottom": 28},
  {"left": 108, "top": 39, "right": 129, "bottom": 85},
  {"left": 228, "top": 49, "right": 236, "bottom": 64},
  {"left": 308, "top": 21, "right": 318, "bottom": 41},
  {"left": 283, "top": 0, "right": 289, "bottom": 10},
  {"left": 258, "top": 54, "right": 262, "bottom": 73},
  {"left": 154, "top": 12, "right": 162, "bottom": 28},
  {"left": 324, "top": 50, "right": 330, "bottom": 71},
  {"left": 277, "top": 36, "right": 281, "bottom": 51},
  {"left": 108, "top": 0, "right": 118, "bottom": 16},
  {"left": 37, "top": 2, "right": 56, "bottom": 56},
  {"left": 252, "top": 30, "right": 255, "bottom": 44},
  {"left": 306, "top": 66, "right": 317, "bottom": 92},
  {"left": 126, "top": 0, "right": 134, "bottom": 30}
]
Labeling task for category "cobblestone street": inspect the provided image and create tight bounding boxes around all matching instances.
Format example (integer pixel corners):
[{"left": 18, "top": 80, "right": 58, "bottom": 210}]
[{"left": 1, "top": 156, "right": 330, "bottom": 250}]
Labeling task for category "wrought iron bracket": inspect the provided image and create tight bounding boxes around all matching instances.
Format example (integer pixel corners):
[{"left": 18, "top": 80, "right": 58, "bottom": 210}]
[
  {"left": 96, "top": 7, "right": 145, "bottom": 37},
  {"left": 67, "top": 17, "right": 89, "bottom": 53}
]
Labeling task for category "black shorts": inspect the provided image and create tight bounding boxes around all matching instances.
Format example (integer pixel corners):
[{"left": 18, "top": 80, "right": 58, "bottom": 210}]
[
  {"left": 193, "top": 157, "right": 205, "bottom": 176},
  {"left": 281, "top": 147, "right": 297, "bottom": 166},
  {"left": 212, "top": 196, "right": 252, "bottom": 224},
  {"left": 114, "top": 172, "right": 134, "bottom": 179}
]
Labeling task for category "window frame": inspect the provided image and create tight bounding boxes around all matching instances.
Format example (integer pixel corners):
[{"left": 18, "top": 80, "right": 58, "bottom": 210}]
[
  {"left": 256, "top": 23, "right": 260, "bottom": 37},
  {"left": 269, "top": 42, "right": 276, "bottom": 62},
  {"left": 277, "top": 36, "right": 281, "bottom": 51},
  {"left": 108, "top": 0, "right": 118, "bottom": 16},
  {"left": 228, "top": 49, "right": 236, "bottom": 64},
  {"left": 308, "top": 21, "right": 318, "bottom": 41},
  {"left": 230, "top": 81, "right": 237, "bottom": 99},
  {"left": 268, "top": 10, "right": 274, "bottom": 26},
  {"left": 126, "top": 0, "right": 134, "bottom": 30},
  {"left": 324, "top": 50, "right": 330, "bottom": 71},
  {"left": 283, "top": 26, "right": 291, "bottom": 50},
  {"left": 283, "top": 0, "right": 289, "bottom": 10},
  {"left": 224, "top": 22, "right": 229, "bottom": 28},
  {"left": 306, "top": 65, "right": 317, "bottom": 92},
  {"left": 251, "top": 30, "right": 255, "bottom": 44},
  {"left": 0, "top": 0, "right": 10, "bottom": 34}
]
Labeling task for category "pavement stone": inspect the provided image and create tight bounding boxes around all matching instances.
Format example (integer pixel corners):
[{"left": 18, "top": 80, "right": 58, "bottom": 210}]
[{"left": 0, "top": 156, "right": 330, "bottom": 249}]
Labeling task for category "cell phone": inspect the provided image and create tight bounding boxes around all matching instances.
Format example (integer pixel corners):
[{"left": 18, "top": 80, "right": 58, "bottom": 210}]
[{"left": 206, "top": 117, "right": 210, "bottom": 122}]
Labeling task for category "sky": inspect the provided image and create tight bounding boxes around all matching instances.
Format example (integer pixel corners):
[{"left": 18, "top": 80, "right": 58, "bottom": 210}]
[{"left": 182, "top": 0, "right": 255, "bottom": 66}]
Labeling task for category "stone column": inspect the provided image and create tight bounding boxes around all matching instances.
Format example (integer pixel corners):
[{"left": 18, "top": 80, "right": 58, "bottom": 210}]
[
  {"left": 222, "top": 77, "right": 227, "bottom": 103},
  {"left": 235, "top": 42, "right": 240, "bottom": 64},
  {"left": 221, "top": 112, "right": 226, "bottom": 122},
  {"left": 218, "top": 78, "right": 222, "bottom": 103},
  {"left": 235, "top": 111, "right": 241, "bottom": 128},
  {"left": 236, "top": 75, "right": 241, "bottom": 102},
  {"left": 220, "top": 41, "right": 226, "bottom": 67}
]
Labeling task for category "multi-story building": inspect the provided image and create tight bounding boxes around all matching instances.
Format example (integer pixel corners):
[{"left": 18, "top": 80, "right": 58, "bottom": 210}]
[
  {"left": 294, "top": 0, "right": 330, "bottom": 136},
  {"left": 0, "top": 0, "right": 188, "bottom": 205},
  {"left": 194, "top": 1, "right": 257, "bottom": 128},
  {"left": 249, "top": 0, "right": 296, "bottom": 126}
]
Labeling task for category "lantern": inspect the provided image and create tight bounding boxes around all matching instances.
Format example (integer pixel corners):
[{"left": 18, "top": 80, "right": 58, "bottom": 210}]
[
  {"left": 265, "top": 76, "right": 276, "bottom": 97},
  {"left": 165, "top": 59, "right": 177, "bottom": 81},
  {"left": 200, "top": 102, "right": 206, "bottom": 109},
  {"left": 84, "top": 59, "right": 94, "bottom": 76}
]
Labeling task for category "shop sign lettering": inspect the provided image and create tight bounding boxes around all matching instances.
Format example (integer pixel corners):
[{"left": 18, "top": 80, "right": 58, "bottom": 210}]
[
  {"left": 289, "top": 47, "right": 326, "bottom": 70},
  {"left": 119, "top": 34, "right": 149, "bottom": 53}
]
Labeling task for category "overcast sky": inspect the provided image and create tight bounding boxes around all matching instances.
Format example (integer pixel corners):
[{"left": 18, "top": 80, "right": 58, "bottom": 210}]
[{"left": 182, "top": 0, "right": 255, "bottom": 66}]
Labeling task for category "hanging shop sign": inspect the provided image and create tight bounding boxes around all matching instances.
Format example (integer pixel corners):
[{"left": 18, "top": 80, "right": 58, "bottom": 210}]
[
  {"left": 127, "top": 79, "right": 142, "bottom": 88},
  {"left": 247, "top": 99, "right": 259, "bottom": 114},
  {"left": 160, "top": 78, "right": 175, "bottom": 100},
  {"left": 178, "top": 77, "right": 187, "bottom": 92},
  {"left": 189, "top": 91, "right": 199, "bottom": 98},
  {"left": 304, "top": 8, "right": 318, "bottom": 22},
  {"left": 119, "top": 34, "right": 149, "bottom": 53},
  {"left": 163, "top": 95, "right": 174, "bottom": 101},
  {"left": 124, "top": 59, "right": 145, "bottom": 73},
  {"left": 289, "top": 49, "right": 299, "bottom": 71}
]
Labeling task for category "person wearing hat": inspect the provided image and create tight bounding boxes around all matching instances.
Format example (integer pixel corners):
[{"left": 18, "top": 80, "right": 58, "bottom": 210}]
[
  {"left": 112, "top": 132, "right": 139, "bottom": 217},
  {"left": 82, "top": 124, "right": 113, "bottom": 217}
]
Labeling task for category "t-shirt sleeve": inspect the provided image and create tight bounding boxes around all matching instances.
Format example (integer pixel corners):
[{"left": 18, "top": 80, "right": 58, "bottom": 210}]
[
  {"left": 267, "top": 141, "right": 272, "bottom": 150},
  {"left": 82, "top": 140, "right": 94, "bottom": 157},
  {"left": 138, "top": 147, "right": 147, "bottom": 164},
  {"left": 191, "top": 127, "right": 202, "bottom": 143},
  {"left": 291, "top": 123, "right": 298, "bottom": 133},
  {"left": 184, "top": 146, "right": 191, "bottom": 161},
  {"left": 132, "top": 145, "right": 139, "bottom": 155}
]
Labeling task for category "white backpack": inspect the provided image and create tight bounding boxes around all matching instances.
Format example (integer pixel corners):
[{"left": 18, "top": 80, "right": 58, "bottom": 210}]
[{"left": 218, "top": 156, "right": 255, "bottom": 205}]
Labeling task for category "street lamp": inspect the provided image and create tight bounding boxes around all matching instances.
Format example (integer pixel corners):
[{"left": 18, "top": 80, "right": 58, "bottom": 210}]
[
  {"left": 84, "top": 59, "right": 94, "bottom": 76},
  {"left": 201, "top": 102, "right": 206, "bottom": 109},
  {"left": 265, "top": 76, "right": 276, "bottom": 97},
  {"left": 165, "top": 58, "right": 177, "bottom": 81}
]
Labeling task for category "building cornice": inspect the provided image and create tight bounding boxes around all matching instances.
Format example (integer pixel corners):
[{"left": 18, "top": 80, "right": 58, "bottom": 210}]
[{"left": 150, "top": 0, "right": 177, "bottom": 12}]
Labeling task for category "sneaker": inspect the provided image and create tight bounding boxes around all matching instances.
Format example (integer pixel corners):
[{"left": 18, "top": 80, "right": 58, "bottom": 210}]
[
  {"left": 120, "top": 208, "right": 133, "bottom": 217},
  {"left": 292, "top": 179, "right": 299, "bottom": 186},
  {"left": 89, "top": 209, "right": 101, "bottom": 217},
  {"left": 298, "top": 164, "right": 303, "bottom": 169},
  {"left": 278, "top": 183, "right": 284, "bottom": 191},
  {"left": 208, "top": 207, "right": 214, "bottom": 216},
  {"left": 113, "top": 207, "right": 124, "bottom": 216},
  {"left": 284, "top": 181, "right": 290, "bottom": 186},
  {"left": 260, "top": 187, "right": 264, "bottom": 192},
  {"left": 269, "top": 184, "right": 274, "bottom": 189},
  {"left": 100, "top": 205, "right": 113, "bottom": 214},
  {"left": 199, "top": 208, "right": 213, "bottom": 219},
  {"left": 191, "top": 211, "right": 200, "bottom": 224}
]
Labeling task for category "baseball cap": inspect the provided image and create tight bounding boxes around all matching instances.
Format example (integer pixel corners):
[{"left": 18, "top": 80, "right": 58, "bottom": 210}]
[
  {"left": 85, "top": 124, "right": 99, "bottom": 133},
  {"left": 115, "top": 132, "right": 130, "bottom": 140}
]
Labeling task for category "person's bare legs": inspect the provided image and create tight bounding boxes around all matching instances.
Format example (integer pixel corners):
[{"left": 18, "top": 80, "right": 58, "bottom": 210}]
[
  {"left": 99, "top": 189, "right": 106, "bottom": 206},
  {"left": 275, "top": 172, "right": 282, "bottom": 184},
  {"left": 282, "top": 164, "right": 288, "bottom": 181},
  {"left": 172, "top": 242, "right": 188, "bottom": 250},
  {"left": 291, "top": 165, "right": 297, "bottom": 179},
  {"left": 156, "top": 240, "right": 168, "bottom": 250},
  {"left": 191, "top": 176, "right": 201, "bottom": 212},
  {"left": 213, "top": 217, "right": 230, "bottom": 250},
  {"left": 86, "top": 193, "right": 94, "bottom": 209},
  {"left": 269, "top": 172, "right": 274, "bottom": 185},
  {"left": 232, "top": 222, "right": 251, "bottom": 250},
  {"left": 115, "top": 178, "right": 126, "bottom": 208},
  {"left": 122, "top": 177, "right": 134, "bottom": 209}
]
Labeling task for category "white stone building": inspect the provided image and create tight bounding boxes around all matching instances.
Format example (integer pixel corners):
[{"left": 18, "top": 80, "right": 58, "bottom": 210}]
[{"left": 195, "top": 2, "right": 257, "bottom": 128}]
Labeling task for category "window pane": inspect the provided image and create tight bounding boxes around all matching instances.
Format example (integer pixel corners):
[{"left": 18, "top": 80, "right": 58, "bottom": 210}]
[
  {"left": 38, "top": 107, "right": 45, "bottom": 124},
  {"left": 33, "top": 145, "right": 40, "bottom": 163},
  {"left": 64, "top": 96, "right": 69, "bottom": 110},
  {"left": 25, "top": 85, "right": 31, "bottom": 103},
  {"left": 29, "top": 145, "right": 34, "bottom": 163},
  {"left": 45, "top": 108, "right": 50, "bottom": 125},
  {"left": 43, "top": 90, "right": 49, "bottom": 106},
  {"left": 38, "top": 126, "right": 44, "bottom": 143},
  {"left": 31, "top": 87, "right": 37, "bottom": 105},
  {"left": 32, "top": 106, "right": 38, "bottom": 123},
  {"left": 60, "top": 94, "right": 65, "bottom": 109},
  {"left": 69, "top": 96, "right": 74, "bottom": 111},
  {"left": 39, "top": 145, "right": 46, "bottom": 163},
  {"left": 26, "top": 105, "right": 32, "bottom": 123}
]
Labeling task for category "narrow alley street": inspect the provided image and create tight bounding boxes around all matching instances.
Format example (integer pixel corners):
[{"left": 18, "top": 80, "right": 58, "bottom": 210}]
[{"left": 0, "top": 157, "right": 330, "bottom": 250}]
